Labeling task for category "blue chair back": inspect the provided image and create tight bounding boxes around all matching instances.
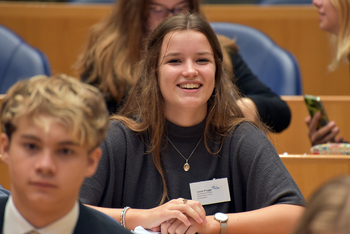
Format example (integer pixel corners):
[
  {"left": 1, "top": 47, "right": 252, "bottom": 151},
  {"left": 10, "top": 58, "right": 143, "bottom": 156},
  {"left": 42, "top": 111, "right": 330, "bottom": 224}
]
[
  {"left": 256, "top": 0, "right": 312, "bottom": 4},
  {"left": 0, "top": 25, "right": 51, "bottom": 94},
  {"left": 210, "top": 22, "right": 302, "bottom": 95}
]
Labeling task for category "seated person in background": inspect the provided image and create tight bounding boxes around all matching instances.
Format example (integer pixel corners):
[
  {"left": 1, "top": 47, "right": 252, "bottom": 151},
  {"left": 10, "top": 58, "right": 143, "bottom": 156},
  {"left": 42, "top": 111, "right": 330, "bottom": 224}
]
[
  {"left": 74, "top": 0, "right": 291, "bottom": 133},
  {"left": 0, "top": 186, "right": 9, "bottom": 198},
  {"left": 294, "top": 175, "right": 350, "bottom": 234},
  {"left": 80, "top": 14, "right": 305, "bottom": 234},
  {"left": 0, "top": 75, "right": 131, "bottom": 234},
  {"left": 306, "top": 0, "right": 350, "bottom": 145}
]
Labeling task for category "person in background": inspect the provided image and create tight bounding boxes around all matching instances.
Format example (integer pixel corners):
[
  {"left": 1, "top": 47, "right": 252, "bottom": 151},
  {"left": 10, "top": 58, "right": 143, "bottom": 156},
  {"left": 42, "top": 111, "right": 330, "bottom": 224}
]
[
  {"left": 306, "top": 0, "right": 350, "bottom": 145},
  {"left": 80, "top": 13, "right": 305, "bottom": 234},
  {"left": 0, "top": 75, "right": 131, "bottom": 234},
  {"left": 294, "top": 175, "right": 350, "bottom": 234},
  {"left": 74, "top": 0, "right": 291, "bottom": 133}
]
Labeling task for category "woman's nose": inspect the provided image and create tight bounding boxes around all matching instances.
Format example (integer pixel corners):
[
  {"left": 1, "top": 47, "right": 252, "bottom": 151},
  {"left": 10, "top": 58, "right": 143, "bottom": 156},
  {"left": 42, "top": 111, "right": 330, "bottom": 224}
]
[{"left": 182, "top": 62, "right": 198, "bottom": 78}]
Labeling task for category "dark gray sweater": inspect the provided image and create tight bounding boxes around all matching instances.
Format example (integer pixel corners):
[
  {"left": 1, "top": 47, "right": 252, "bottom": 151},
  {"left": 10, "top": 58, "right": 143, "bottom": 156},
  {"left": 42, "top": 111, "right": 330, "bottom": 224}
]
[{"left": 80, "top": 120, "right": 304, "bottom": 215}]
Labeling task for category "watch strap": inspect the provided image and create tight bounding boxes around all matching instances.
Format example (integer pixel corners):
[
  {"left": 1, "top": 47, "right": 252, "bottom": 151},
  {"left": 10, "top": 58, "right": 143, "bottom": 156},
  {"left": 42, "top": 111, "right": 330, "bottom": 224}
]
[{"left": 220, "top": 221, "right": 227, "bottom": 234}]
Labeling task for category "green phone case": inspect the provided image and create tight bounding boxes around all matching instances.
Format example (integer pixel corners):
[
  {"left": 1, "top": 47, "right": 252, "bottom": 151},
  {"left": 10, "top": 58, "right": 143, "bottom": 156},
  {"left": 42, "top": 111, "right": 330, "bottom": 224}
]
[{"left": 304, "top": 95, "right": 329, "bottom": 129}]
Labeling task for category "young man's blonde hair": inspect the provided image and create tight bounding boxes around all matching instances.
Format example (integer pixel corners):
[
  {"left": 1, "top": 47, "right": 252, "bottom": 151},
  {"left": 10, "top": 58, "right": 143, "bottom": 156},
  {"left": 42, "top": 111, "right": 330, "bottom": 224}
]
[{"left": 1, "top": 74, "right": 109, "bottom": 151}]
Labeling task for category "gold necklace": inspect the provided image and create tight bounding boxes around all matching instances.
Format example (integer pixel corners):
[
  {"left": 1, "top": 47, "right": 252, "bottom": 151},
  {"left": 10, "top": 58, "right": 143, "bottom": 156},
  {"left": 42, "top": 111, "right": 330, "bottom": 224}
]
[{"left": 166, "top": 135, "right": 204, "bottom": 172}]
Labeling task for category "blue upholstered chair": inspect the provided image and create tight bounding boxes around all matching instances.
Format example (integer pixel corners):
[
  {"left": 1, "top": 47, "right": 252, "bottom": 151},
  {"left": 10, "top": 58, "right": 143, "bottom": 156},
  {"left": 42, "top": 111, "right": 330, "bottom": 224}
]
[
  {"left": 0, "top": 25, "right": 51, "bottom": 94},
  {"left": 256, "top": 0, "right": 312, "bottom": 4},
  {"left": 210, "top": 22, "right": 302, "bottom": 95}
]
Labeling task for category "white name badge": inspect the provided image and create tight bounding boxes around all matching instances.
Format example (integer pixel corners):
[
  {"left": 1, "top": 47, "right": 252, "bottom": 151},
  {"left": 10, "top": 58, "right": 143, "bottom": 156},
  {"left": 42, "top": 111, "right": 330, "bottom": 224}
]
[{"left": 189, "top": 178, "right": 231, "bottom": 205}]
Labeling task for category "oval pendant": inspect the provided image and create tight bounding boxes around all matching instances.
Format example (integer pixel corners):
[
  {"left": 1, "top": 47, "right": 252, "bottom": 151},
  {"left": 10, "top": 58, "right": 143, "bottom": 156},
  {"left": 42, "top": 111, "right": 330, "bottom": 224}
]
[{"left": 183, "top": 163, "right": 190, "bottom": 171}]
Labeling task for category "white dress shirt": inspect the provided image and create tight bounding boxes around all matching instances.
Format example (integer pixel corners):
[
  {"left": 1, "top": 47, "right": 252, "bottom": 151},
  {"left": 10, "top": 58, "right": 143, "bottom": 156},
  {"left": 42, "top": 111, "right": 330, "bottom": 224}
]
[{"left": 2, "top": 196, "right": 79, "bottom": 234}]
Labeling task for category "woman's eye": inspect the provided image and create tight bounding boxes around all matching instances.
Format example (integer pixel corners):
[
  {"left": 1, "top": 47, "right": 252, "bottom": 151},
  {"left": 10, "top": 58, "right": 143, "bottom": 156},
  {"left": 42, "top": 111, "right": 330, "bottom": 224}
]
[
  {"left": 167, "top": 59, "right": 181, "bottom": 64},
  {"left": 149, "top": 6, "right": 164, "bottom": 13},
  {"left": 197, "top": 58, "right": 209, "bottom": 63},
  {"left": 24, "top": 143, "right": 39, "bottom": 151},
  {"left": 151, "top": 8, "right": 163, "bottom": 14}
]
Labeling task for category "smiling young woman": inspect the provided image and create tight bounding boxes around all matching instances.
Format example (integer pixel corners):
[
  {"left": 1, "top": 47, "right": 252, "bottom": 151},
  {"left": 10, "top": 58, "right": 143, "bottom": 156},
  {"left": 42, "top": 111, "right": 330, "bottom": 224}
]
[{"left": 79, "top": 14, "right": 305, "bottom": 234}]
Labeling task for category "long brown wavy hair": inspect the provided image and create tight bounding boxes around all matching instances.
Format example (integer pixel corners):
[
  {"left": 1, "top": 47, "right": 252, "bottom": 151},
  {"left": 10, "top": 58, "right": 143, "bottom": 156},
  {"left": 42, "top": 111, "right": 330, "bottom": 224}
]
[
  {"left": 74, "top": 0, "right": 199, "bottom": 104},
  {"left": 112, "top": 14, "right": 263, "bottom": 205}
]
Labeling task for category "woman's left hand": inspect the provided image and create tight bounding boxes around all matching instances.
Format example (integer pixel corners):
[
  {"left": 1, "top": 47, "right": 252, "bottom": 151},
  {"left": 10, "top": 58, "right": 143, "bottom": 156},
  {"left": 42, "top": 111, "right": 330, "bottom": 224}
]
[
  {"left": 159, "top": 215, "right": 219, "bottom": 234},
  {"left": 148, "top": 198, "right": 207, "bottom": 232}
]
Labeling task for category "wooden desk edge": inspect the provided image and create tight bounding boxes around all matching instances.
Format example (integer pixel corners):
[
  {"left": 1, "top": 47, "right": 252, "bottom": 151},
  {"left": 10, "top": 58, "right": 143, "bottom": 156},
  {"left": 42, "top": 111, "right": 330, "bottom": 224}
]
[
  {"left": 280, "top": 154, "right": 350, "bottom": 160},
  {"left": 281, "top": 95, "right": 350, "bottom": 101}
]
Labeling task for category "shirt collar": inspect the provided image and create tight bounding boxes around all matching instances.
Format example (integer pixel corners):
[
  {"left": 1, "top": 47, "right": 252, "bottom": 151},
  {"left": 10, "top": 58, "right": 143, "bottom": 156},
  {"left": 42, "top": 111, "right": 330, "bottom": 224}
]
[{"left": 3, "top": 196, "right": 79, "bottom": 234}]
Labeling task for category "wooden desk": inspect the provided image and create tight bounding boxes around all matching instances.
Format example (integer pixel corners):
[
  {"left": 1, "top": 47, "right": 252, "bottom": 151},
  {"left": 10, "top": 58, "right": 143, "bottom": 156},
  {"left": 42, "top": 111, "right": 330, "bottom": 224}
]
[
  {"left": 0, "top": 3, "right": 349, "bottom": 95},
  {"left": 271, "top": 96, "right": 350, "bottom": 155},
  {"left": 281, "top": 154, "right": 350, "bottom": 201}
]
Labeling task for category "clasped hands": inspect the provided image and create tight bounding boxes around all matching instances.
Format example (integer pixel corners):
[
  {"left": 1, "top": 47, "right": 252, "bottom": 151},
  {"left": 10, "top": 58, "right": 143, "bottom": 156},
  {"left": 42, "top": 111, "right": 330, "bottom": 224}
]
[{"left": 143, "top": 198, "right": 212, "bottom": 234}]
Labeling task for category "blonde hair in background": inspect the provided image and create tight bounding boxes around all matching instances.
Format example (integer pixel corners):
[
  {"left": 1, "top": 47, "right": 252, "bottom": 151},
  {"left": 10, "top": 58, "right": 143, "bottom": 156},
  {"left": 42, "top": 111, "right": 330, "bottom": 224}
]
[
  {"left": 0, "top": 74, "right": 109, "bottom": 151},
  {"left": 294, "top": 175, "right": 350, "bottom": 234},
  {"left": 328, "top": 0, "right": 350, "bottom": 71}
]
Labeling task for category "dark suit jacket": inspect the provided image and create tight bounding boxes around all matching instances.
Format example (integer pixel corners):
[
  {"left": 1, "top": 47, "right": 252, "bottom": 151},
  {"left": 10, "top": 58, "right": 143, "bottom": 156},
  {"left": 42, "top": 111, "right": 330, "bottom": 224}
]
[{"left": 0, "top": 197, "right": 131, "bottom": 234}]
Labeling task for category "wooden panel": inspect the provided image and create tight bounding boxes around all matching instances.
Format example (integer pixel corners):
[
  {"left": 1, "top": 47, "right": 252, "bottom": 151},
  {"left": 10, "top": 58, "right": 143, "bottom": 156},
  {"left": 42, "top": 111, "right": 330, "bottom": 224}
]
[
  {"left": 271, "top": 96, "right": 350, "bottom": 154},
  {"left": 0, "top": 161, "right": 10, "bottom": 191},
  {"left": 0, "top": 3, "right": 348, "bottom": 95},
  {"left": 0, "top": 94, "right": 10, "bottom": 191},
  {"left": 281, "top": 155, "right": 350, "bottom": 201}
]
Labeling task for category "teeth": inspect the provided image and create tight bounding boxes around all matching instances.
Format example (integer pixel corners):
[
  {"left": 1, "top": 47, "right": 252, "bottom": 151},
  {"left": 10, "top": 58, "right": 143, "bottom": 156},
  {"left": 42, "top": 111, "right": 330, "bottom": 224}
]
[{"left": 180, "top": 83, "right": 200, "bottom": 89}]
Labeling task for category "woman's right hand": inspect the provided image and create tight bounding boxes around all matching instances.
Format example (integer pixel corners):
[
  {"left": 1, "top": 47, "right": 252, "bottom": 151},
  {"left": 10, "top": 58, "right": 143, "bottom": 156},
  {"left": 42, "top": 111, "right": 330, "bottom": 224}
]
[
  {"left": 129, "top": 198, "right": 207, "bottom": 231},
  {"left": 305, "top": 111, "right": 343, "bottom": 146}
]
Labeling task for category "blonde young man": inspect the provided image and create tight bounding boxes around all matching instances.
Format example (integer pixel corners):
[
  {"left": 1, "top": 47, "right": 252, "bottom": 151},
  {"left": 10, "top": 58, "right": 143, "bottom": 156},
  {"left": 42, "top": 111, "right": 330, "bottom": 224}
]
[{"left": 0, "top": 75, "right": 131, "bottom": 234}]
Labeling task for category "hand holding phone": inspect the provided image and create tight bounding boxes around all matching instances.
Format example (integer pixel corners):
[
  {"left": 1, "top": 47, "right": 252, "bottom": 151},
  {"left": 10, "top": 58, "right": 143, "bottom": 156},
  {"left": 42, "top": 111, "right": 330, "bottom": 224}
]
[{"left": 304, "top": 95, "right": 329, "bottom": 130}]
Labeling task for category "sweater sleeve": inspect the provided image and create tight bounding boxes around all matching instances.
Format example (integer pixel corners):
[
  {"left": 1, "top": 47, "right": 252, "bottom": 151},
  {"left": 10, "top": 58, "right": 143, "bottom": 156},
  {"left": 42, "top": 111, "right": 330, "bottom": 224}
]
[
  {"left": 79, "top": 121, "right": 127, "bottom": 208},
  {"left": 231, "top": 52, "right": 291, "bottom": 133},
  {"left": 229, "top": 123, "right": 305, "bottom": 211}
]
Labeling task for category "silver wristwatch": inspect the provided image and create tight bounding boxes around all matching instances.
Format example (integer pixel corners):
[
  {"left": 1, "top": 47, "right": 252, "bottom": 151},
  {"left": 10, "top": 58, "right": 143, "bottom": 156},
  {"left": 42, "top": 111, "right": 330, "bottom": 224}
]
[{"left": 214, "top": 212, "right": 228, "bottom": 234}]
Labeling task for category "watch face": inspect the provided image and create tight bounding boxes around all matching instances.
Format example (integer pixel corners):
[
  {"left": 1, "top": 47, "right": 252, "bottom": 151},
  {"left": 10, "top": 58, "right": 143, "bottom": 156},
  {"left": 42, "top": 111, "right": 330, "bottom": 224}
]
[{"left": 215, "top": 212, "right": 228, "bottom": 221}]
